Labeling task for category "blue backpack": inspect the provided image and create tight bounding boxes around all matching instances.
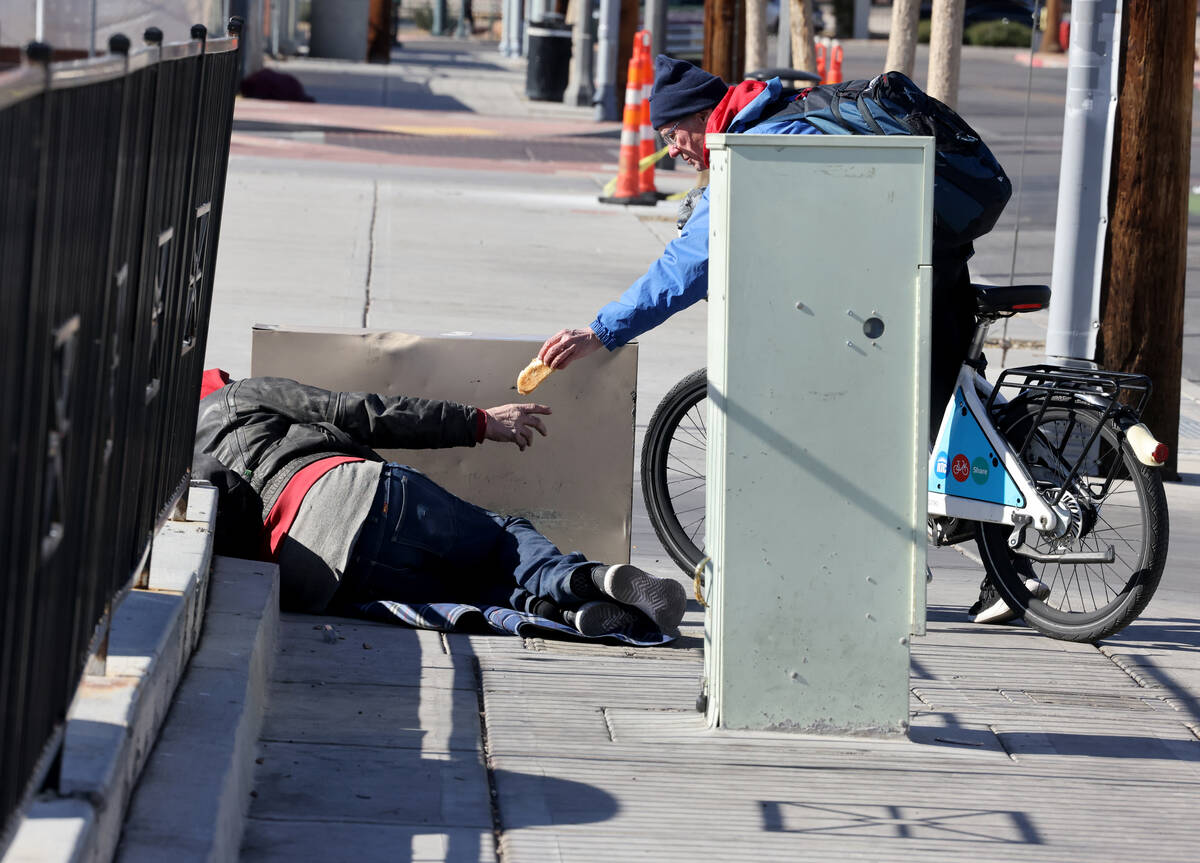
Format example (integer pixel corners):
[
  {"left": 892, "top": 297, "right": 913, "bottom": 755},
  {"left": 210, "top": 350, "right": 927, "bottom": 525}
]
[{"left": 769, "top": 71, "right": 1012, "bottom": 251}]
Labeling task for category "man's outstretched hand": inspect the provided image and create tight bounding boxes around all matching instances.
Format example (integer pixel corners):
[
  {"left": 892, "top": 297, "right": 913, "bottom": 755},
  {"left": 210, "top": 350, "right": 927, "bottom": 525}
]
[
  {"left": 484, "top": 403, "right": 551, "bottom": 451},
  {"left": 538, "top": 327, "right": 602, "bottom": 370}
]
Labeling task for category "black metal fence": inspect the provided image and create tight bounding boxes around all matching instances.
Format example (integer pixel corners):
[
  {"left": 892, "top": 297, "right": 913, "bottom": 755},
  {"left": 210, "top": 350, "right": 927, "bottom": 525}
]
[{"left": 0, "top": 21, "right": 241, "bottom": 843}]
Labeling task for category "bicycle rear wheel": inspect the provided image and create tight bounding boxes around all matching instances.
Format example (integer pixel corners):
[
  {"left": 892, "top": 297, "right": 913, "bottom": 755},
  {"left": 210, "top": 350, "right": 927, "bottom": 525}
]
[
  {"left": 641, "top": 368, "right": 707, "bottom": 574},
  {"left": 975, "top": 402, "right": 1168, "bottom": 642}
]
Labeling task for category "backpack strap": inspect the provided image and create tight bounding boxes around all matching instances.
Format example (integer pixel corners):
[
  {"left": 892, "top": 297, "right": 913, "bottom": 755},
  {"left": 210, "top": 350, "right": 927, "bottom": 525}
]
[{"left": 855, "top": 94, "right": 885, "bottom": 135}]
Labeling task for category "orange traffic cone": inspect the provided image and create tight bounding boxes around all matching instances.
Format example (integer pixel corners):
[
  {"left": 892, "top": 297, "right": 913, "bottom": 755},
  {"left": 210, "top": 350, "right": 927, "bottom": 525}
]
[
  {"left": 828, "top": 39, "right": 843, "bottom": 83},
  {"left": 599, "top": 36, "right": 655, "bottom": 206},
  {"left": 636, "top": 30, "right": 661, "bottom": 203},
  {"left": 816, "top": 38, "right": 827, "bottom": 84}
]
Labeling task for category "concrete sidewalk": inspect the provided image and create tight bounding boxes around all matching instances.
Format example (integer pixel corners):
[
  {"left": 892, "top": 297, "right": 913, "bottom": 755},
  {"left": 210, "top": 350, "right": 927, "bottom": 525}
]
[{"left": 125, "top": 36, "right": 1200, "bottom": 862}]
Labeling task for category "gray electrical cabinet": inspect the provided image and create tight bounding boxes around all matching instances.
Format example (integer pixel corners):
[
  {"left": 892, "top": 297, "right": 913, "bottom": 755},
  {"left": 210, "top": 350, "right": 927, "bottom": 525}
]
[{"left": 702, "top": 134, "right": 933, "bottom": 735}]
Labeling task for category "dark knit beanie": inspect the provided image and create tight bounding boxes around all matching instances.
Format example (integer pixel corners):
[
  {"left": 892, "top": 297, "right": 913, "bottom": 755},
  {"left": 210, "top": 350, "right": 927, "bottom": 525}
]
[{"left": 649, "top": 54, "right": 728, "bottom": 129}]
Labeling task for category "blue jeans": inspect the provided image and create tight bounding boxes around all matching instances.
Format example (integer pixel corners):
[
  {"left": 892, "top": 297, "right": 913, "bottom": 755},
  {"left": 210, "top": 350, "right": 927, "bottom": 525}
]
[{"left": 341, "top": 463, "right": 595, "bottom": 610}]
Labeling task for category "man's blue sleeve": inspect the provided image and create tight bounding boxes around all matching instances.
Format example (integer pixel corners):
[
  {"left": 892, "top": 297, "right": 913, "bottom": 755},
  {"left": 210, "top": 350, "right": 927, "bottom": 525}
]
[{"left": 589, "top": 190, "right": 712, "bottom": 349}]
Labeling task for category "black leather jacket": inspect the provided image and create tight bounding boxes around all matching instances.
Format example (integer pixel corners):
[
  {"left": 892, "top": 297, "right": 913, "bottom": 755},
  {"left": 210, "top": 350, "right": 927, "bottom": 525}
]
[{"left": 193, "top": 376, "right": 480, "bottom": 549}]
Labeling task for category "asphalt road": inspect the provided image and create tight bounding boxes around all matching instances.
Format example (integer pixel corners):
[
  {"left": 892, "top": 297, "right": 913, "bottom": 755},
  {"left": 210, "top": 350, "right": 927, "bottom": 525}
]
[{"left": 269, "top": 36, "right": 1200, "bottom": 382}]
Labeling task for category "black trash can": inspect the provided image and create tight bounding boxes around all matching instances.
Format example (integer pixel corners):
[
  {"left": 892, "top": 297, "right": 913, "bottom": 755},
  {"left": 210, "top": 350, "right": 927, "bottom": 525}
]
[{"left": 525, "top": 18, "right": 573, "bottom": 102}]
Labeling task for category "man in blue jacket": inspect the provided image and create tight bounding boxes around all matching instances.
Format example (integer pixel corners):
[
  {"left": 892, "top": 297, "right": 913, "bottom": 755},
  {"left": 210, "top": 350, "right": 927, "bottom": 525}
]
[
  {"left": 539, "top": 56, "right": 1015, "bottom": 623},
  {"left": 539, "top": 54, "right": 977, "bottom": 440}
]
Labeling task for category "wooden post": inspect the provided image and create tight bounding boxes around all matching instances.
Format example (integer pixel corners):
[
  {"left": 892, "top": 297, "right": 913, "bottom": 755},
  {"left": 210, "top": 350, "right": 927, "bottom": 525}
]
[
  {"left": 884, "top": 0, "right": 921, "bottom": 76},
  {"left": 789, "top": 0, "right": 819, "bottom": 76},
  {"left": 705, "top": 0, "right": 744, "bottom": 81},
  {"left": 927, "top": 0, "right": 964, "bottom": 108},
  {"left": 1096, "top": 0, "right": 1196, "bottom": 480},
  {"left": 745, "top": 0, "right": 767, "bottom": 74},
  {"left": 1039, "top": 0, "right": 1064, "bottom": 55},
  {"left": 617, "top": 0, "right": 638, "bottom": 103}
]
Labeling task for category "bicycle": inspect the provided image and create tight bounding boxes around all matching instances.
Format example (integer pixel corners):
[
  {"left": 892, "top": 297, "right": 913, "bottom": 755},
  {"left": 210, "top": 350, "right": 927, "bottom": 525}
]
[{"left": 641, "top": 283, "right": 1170, "bottom": 642}]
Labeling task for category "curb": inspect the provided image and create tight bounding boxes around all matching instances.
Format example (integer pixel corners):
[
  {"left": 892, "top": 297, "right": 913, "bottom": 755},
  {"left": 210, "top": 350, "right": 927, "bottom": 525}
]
[
  {"left": 115, "top": 557, "right": 280, "bottom": 863},
  {"left": 1012, "top": 50, "right": 1070, "bottom": 68},
  {"left": 3, "top": 485, "right": 219, "bottom": 863}
]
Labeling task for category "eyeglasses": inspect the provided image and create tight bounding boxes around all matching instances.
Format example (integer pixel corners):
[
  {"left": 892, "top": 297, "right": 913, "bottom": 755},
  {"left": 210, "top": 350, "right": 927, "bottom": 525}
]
[{"left": 661, "top": 119, "right": 682, "bottom": 145}]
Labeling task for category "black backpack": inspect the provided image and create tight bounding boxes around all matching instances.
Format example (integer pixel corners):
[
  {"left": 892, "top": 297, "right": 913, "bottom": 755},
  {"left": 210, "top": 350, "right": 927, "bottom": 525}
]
[{"left": 769, "top": 71, "right": 1012, "bottom": 250}]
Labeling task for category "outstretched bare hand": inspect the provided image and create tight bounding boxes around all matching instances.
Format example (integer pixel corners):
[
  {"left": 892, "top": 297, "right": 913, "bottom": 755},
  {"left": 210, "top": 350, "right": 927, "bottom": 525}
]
[
  {"left": 538, "top": 327, "right": 603, "bottom": 370},
  {"left": 484, "top": 403, "right": 551, "bottom": 451}
]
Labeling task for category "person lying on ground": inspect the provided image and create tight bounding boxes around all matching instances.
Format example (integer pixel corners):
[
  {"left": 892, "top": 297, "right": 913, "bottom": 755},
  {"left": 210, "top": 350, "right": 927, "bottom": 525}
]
[{"left": 193, "top": 369, "right": 687, "bottom": 638}]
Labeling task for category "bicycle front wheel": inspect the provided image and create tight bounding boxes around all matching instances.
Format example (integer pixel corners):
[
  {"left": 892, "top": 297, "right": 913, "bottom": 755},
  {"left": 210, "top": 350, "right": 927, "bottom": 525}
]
[
  {"left": 641, "top": 368, "right": 708, "bottom": 574},
  {"left": 975, "top": 402, "right": 1169, "bottom": 642}
]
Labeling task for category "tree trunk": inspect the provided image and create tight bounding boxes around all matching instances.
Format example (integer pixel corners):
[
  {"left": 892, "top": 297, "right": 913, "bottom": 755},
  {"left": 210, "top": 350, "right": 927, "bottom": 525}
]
[
  {"left": 1040, "top": 0, "right": 1063, "bottom": 55},
  {"left": 789, "top": 0, "right": 819, "bottom": 77},
  {"left": 745, "top": 0, "right": 767, "bottom": 75},
  {"left": 927, "top": 0, "right": 964, "bottom": 108},
  {"left": 1096, "top": 0, "right": 1196, "bottom": 480},
  {"left": 705, "top": 0, "right": 744, "bottom": 81},
  {"left": 884, "top": 0, "right": 921, "bottom": 76}
]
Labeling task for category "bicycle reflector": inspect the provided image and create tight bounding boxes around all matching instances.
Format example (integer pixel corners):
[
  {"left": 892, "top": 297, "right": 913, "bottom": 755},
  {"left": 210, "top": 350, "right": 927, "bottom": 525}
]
[
  {"left": 1011, "top": 302, "right": 1045, "bottom": 310},
  {"left": 1126, "top": 423, "right": 1169, "bottom": 467}
]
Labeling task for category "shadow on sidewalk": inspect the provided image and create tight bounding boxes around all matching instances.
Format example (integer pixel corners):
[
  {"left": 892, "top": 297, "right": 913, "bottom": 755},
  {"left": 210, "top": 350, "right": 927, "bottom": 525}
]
[
  {"left": 283, "top": 69, "right": 474, "bottom": 111},
  {"left": 243, "top": 621, "right": 619, "bottom": 861}
]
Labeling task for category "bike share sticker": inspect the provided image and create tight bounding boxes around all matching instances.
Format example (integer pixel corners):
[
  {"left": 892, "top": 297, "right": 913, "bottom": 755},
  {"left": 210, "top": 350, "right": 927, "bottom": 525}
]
[
  {"left": 933, "top": 452, "right": 949, "bottom": 480},
  {"left": 928, "top": 389, "right": 1024, "bottom": 507}
]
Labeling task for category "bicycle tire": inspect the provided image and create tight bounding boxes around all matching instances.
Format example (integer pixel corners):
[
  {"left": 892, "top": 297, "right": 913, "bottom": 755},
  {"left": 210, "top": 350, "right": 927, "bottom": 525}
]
[
  {"left": 641, "top": 368, "right": 708, "bottom": 574},
  {"left": 975, "top": 401, "right": 1168, "bottom": 642}
]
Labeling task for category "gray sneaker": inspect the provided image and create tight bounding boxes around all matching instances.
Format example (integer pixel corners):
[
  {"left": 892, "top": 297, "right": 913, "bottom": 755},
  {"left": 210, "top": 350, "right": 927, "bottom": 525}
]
[
  {"left": 567, "top": 601, "right": 642, "bottom": 637},
  {"left": 601, "top": 564, "right": 687, "bottom": 634},
  {"left": 969, "top": 576, "right": 1051, "bottom": 625}
]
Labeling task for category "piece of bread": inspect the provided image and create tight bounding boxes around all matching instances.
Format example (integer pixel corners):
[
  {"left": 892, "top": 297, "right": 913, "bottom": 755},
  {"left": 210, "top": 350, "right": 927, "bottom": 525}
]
[{"left": 517, "top": 358, "right": 554, "bottom": 395}]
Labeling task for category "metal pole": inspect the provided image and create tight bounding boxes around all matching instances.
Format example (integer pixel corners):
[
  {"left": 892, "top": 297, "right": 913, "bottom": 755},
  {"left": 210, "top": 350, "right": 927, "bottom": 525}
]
[
  {"left": 645, "top": 0, "right": 666, "bottom": 59},
  {"left": 500, "top": 0, "right": 512, "bottom": 54},
  {"left": 434, "top": 0, "right": 447, "bottom": 35},
  {"left": 456, "top": 0, "right": 471, "bottom": 37},
  {"left": 521, "top": 0, "right": 534, "bottom": 55},
  {"left": 569, "top": 0, "right": 597, "bottom": 106},
  {"left": 1044, "top": 0, "right": 1122, "bottom": 363},
  {"left": 502, "top": 0, "right": 520, "bottom": 55},
  {"left": 853, "top": 0, "right": 869, "bottom": 39},
  {"left": 594, "top": 0, "right": 619, "bottom": 120},
  {"left": 35, "top": 0, "right": 44, "bottom": 41},
  {"left": 776, "top": 0, "right": 792, "bottom": 66}
]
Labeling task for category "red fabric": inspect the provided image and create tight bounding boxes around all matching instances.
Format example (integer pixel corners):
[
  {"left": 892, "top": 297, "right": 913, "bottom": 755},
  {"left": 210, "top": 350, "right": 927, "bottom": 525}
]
[
  {"left": 476, "top": 409, "right": 488, "bottom": 443},
  {"left": 261, "top": 456, "right": 365, "bottom": 559},
  {"left": 200, "top": 368, "right": 232, "bottom": 400},
  {"left": 702, "top": 80, "right": 768, "bottom": 167}
]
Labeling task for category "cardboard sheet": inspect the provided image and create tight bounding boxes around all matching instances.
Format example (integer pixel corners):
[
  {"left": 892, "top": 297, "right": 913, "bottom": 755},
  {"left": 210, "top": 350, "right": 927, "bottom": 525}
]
[{"left": 251, "top": 326, "right": 637, "bottom": 564}]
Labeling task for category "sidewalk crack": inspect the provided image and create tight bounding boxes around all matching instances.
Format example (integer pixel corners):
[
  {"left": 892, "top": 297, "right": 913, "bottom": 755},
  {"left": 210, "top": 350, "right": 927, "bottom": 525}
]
[
  {"left": 600, "top": 706, "right": 616, "bottom": 742},
  {"left": 362, "top": 180, "right": 378, "bottom": 328},
  {"left": 988, "top": 723, "right": 1019, "bottom": 762},
  {"left": 472, "top": 655, "right": 505, "bottom": 862}
]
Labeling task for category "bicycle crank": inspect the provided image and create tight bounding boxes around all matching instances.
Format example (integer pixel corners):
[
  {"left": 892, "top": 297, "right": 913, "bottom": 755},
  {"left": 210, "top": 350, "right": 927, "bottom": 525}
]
[
  {"left": 1010, "top": 543, "right": 1115, "bottom": 565},
  {"left": 1006, "top": 502, "right": 1114, "bottom": 564}
]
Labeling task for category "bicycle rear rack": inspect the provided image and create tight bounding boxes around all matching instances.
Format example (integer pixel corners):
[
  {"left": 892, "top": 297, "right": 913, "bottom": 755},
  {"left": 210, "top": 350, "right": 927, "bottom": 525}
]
[{"left": 985, "top": 364, "right": 1154, "bottom": 504}]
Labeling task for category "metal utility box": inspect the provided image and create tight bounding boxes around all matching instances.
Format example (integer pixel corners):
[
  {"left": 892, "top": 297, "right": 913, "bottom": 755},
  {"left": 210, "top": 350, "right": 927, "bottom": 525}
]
[{"left": 703, "top": 134, "right": 933, "bottom": 734}]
